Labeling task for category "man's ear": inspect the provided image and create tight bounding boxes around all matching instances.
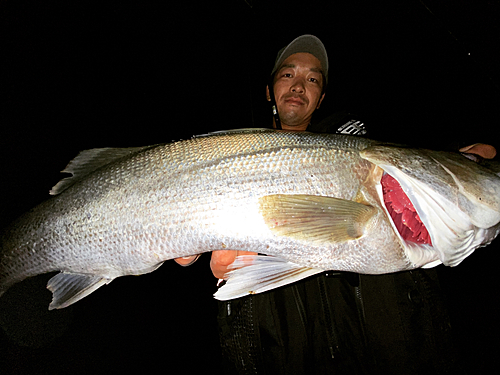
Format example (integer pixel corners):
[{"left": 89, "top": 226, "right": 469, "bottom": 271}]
[
  {"left": 316, "top": 93, "right": 326, "bottom": 109},
  {"left": 266, "top": 85, "right": 271, "bottom": 101}
]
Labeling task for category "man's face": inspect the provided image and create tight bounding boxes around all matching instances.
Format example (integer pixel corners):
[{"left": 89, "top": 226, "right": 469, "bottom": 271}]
[{"left": 269, "top": 52, "right": 325, "bottom": 130}]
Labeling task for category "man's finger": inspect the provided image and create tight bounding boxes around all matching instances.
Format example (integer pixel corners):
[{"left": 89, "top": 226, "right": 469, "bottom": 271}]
[
  {"left": 174, "top": 255, "right": 200, "bottom": 267},
  {"left": 210, "top": 250, "right": 257, "bottom": 279}
]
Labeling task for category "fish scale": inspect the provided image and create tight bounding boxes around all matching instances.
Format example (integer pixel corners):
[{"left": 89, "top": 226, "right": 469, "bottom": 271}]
[{"left": 1, "top": 129, "right": 499, "bottom": 309}]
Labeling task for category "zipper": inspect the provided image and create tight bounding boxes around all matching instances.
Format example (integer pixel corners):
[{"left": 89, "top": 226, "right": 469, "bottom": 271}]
[
  {"left": 291, "top": 284, "right": 307, "bottom": 331},
  {"left": 318, "top": 275, "right": 339, "bottom": 359},
  {"left": 353, "top": 277, "right": 368, "bottom": 346}
]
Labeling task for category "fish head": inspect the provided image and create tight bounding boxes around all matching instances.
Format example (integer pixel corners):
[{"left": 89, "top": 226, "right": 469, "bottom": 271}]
[{"left": 362, "top": 145, "right": 500, "bottom": 268}]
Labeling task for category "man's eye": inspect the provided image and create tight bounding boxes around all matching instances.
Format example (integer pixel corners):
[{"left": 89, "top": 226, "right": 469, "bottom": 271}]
[
  {"left": 283, "top": 73, "right": 292, "bottom": 78},
  {"left": 309, "top": 77, "right": 318, "bottom": 83}
]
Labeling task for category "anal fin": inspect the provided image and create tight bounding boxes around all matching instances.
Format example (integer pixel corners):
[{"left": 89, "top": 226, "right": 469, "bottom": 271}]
[
  {"left": 214, "top": 255, "right": 324, "bottom": 300},
  {"left": 47, "top": 273, "right": 113, "bottom": 310}
]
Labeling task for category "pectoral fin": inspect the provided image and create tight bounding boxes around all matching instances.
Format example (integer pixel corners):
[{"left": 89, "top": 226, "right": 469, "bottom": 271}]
[
  {"left": 47, "top": 273, "right": 113, "bottom": 310},
  {"left": 259, "top": 194, "right": 376, "bottom": 243},
  {"left": 213, "top": 255, "right": 323, "bottom": 300}
]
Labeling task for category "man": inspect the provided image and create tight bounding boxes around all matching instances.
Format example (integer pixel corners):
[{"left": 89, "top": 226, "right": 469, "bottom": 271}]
[
  {"left": 176, "top": 35, "right": 495, "bottom": 374},
  {"left": 178, "top": 35, "right": 329, "bottom": 273}
]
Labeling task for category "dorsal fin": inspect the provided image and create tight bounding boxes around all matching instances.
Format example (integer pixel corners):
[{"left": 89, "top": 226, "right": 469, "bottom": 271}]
[
  {"left": 49, "top": 146, "right": 150, "bottom": 195},
  {"left": 194, "top": 128, "right": 272, "bottom": 138}
]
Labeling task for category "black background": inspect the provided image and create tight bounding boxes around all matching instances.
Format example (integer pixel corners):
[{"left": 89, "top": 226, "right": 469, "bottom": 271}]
[{"left": 1, "top": 1, "right": 499, "bottom": 374}]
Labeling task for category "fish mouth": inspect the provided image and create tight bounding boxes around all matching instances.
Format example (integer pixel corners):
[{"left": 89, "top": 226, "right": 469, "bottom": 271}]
[{"left": 381, "top": 173, "right": 432, "bottom": 246}]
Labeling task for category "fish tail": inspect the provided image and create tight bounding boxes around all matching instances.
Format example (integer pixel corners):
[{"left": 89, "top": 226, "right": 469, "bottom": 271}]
[
  {"left": 0, "top": 263, "right": 34, "bottom": 301},
  {"left": 0, "top": 262, "right": 10, "bottom": 299},
  {"left": 0, "top": 284, "right": 7, "bottom": 299},
  {"left": 0, "top": 242, "right": 16, "bottom": 300},
  {"left": 0, "top": 271, "right": 10, "bottom": 299},
  {"left": 0, "top": 248, "right": 6, "bottom": 298}
]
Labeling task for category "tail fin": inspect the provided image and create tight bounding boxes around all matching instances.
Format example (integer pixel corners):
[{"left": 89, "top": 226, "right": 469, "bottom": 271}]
[
  {"left": 0, "top": 276, "right": 13, "bottom": 301},
  {"left": 0, "top": 256, "right": 7, "bottom": 299},
  {"left": 0, "top": 269, "right": 13, "bottom": 300},
  {"left": 0, "top": 247, "right": 16, "bottom": 301}
]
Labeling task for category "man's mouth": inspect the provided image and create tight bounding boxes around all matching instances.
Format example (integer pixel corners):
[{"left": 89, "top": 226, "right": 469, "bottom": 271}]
[{"left": 285, "top": 98, "right": 305, "bottom": 106}]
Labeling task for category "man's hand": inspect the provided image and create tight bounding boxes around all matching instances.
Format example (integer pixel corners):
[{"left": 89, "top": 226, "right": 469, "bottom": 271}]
[
  {"left": 460, "top": 143, "right": 497, "bottom": 159},
  {"left": 210, "top": 250, "right": 257, "bottom": 279},
  {"left": 174, "top": 250, "right": 257, "bottom": 279}
]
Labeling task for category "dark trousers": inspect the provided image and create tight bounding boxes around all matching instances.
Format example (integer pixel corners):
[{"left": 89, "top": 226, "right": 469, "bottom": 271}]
[{"left": 217, "top": 269, "right": 462, "bottom": 374}]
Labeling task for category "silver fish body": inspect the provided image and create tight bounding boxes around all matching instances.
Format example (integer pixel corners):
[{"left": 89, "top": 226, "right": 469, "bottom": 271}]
[{"left": 1, "top": 129, "right": 499, "bottom": 308}]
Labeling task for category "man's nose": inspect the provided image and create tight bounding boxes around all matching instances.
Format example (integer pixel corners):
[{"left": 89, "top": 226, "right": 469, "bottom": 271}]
[{"left": 290, "top": 78, "right": 305, "bottom": 93}]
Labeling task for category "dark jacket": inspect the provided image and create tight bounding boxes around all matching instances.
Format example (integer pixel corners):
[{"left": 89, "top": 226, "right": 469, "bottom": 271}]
[{"left": 217, "top": 270, "right": 461, "bottom": 374}]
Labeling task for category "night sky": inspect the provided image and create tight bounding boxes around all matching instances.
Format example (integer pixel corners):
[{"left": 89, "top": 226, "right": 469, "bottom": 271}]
[{"left": 1, "top": 1, "right": 499, "bottom": 374}]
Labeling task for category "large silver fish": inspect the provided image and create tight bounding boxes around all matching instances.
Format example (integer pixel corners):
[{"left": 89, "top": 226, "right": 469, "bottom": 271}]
[{"left": 1, "top": 129, "right": 499, "bottom": 309}]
